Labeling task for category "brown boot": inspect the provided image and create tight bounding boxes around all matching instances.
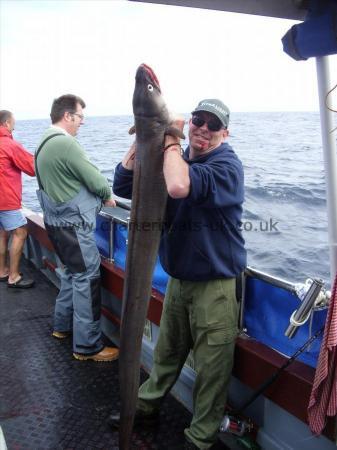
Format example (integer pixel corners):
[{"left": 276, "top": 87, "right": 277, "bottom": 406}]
[
  {"left": 52, "top": 330, "right": 71, "bottom": 339},
  {"left": 73, "top": 346, "right": 119, "bottom": 362}
]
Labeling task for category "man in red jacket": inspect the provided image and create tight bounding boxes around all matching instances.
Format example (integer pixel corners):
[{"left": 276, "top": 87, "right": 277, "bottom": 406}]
[{"left": 0, "top": 110, "right": 35, "bottom": 288}]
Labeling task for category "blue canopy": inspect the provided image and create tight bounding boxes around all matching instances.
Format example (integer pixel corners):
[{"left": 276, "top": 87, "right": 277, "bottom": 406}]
[{"left": 282, "top": 0, "right": 337, "bottom": 60}]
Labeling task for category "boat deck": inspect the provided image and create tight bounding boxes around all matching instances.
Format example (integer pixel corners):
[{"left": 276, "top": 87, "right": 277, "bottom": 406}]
[{"left": 0, "top": 258, "right": 208, "bottom": 450}]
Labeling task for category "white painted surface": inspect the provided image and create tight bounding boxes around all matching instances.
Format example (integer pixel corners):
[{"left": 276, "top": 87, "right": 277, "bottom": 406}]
[{"left": 0, "top": 427, "right": 7, "bottom": 450}]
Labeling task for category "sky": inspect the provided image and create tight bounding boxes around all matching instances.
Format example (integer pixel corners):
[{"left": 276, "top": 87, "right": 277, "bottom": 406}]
[{"left": 1, "top": 0, "right": 337, "bottom": 119}]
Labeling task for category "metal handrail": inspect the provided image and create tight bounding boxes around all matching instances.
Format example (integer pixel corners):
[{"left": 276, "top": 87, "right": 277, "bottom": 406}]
[
  {"left": 115, "top": 200, "right": 131, "bottom": 211},
  {"left": 245, "top": 266, "right": 297, "bottom": 294}
]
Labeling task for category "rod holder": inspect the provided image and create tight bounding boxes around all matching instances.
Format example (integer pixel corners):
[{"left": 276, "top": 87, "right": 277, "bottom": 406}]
[{"left": 285, "top": 278, "right": 324, "bottom": 339}]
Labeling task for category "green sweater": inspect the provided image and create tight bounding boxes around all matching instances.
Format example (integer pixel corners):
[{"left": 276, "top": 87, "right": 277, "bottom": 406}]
[{"left": 36, "top": 128, "right": 111, "bottom": 203}]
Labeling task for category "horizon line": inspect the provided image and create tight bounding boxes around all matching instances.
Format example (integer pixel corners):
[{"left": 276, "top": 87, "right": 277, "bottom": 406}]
[{"left": 15, "top": 110, "right": 320, "bottom": 121}]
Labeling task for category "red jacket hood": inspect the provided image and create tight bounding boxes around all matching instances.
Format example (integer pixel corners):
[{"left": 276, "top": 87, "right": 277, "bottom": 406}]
[{"left": 0, "top": 126, "right": 13, "bottom": 139}]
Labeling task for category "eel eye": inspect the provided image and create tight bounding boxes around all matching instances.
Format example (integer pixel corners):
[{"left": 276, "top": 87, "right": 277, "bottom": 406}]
[{"left": 147, "top": 84, "right": 154, "bottom": 92}]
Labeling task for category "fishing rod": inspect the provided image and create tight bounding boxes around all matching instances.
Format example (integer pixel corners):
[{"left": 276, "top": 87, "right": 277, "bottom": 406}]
[
  {"left": 235, "top": 326, "right": 324, "bottom": 416},
  {"left": 220, "top": 326, "right": 324, "bottom": 442}
]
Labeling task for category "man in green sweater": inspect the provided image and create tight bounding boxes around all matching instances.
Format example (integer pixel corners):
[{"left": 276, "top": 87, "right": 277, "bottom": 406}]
[{"left": 35, "top": 94, "right": 119, "bottom": 362}]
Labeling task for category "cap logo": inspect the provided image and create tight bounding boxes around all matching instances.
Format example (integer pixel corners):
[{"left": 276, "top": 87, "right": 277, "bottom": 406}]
[{"left": 200, "top": 102, "right": 228, "bottom": 116}]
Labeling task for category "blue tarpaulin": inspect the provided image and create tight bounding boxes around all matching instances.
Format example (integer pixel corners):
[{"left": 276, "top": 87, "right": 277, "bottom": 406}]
[{"left": 244, "top": 277, "right": 327, "bottom": 367}]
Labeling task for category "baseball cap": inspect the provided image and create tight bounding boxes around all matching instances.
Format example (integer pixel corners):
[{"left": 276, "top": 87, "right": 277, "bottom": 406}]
[{"left": 192, "top": 99, "right": 230, "bottom": 128}]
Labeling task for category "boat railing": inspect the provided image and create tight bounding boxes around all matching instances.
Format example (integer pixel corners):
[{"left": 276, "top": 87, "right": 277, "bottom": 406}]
[{"left": 98, "top": 202, "right": 299, "bottom": 293}]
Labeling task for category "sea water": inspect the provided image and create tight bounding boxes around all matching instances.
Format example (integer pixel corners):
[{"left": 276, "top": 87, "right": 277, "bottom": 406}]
[{"left": 15, "top": 112, "right": 329, "bottom": 284}]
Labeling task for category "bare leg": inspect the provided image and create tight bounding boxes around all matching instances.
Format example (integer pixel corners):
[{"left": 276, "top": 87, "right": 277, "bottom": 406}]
[
  {"left": 8, "top": 226, "right": 27, "bottom": 283},
  {"left": 0, "top": 229, "right": 9, "bottom": 277}
]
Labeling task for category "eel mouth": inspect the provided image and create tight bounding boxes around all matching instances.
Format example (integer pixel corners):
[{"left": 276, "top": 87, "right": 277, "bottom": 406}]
[{"left": 140, "top": 63, "right": 161, "bottom": 92}]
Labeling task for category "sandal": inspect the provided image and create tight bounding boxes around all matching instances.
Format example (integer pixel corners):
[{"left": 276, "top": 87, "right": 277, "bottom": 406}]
[{"left": 7, "top": 275, "right": 34, "bottom": 289}]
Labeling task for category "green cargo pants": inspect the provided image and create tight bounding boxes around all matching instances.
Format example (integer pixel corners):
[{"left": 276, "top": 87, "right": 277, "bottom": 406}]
[{"left": 137, "top": 277, "right": 238, "bottom": 449}]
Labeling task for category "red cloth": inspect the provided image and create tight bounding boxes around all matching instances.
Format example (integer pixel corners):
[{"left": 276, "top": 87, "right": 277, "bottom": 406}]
[
  {"left": 0, "top": 126, "right": 35, "bottom": 210},
  {"left": 308, "top": 273, "right": 337, "bottom": 434}
]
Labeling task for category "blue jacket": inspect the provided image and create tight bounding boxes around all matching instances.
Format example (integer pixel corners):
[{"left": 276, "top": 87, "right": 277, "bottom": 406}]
[{"left": 113, "top": 142, "right": 246, "bottom": 280}]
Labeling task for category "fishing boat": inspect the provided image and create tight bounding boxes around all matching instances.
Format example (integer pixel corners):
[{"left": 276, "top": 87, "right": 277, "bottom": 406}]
[{"left": 1, "top": 0, "right": 337, "bottom": 449}]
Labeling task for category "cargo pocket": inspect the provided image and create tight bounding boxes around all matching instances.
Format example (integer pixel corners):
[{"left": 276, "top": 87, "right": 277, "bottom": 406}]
[
  {"left": 207, "top": 327, "right": 238, "bottom": 346},
  {"left": 205, "top": 280, "right": 238, "bottom": 328}
]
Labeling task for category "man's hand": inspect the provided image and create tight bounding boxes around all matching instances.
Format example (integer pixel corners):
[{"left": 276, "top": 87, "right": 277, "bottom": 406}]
[
  {"left": 165, "top": 117, "right": 185, "bottom": 148},
  {"left": 122, "top": 142, "right": 136, "bottom": 170},
  {"left": 104, "top": 198, "right": 116, "bottom": 207}
]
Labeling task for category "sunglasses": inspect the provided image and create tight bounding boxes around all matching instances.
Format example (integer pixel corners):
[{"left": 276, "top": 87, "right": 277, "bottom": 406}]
[
  {"left": 191, "top": 114, "right": 224, "bottom": 132},
  {"left": 70, "top": 112, "right": 84, "bottom": 120}
]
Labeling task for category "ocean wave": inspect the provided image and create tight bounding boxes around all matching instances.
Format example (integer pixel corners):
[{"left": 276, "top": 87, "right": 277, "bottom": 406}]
[{"left": 245, "top": 184, "right": 325, "bottom": 206}]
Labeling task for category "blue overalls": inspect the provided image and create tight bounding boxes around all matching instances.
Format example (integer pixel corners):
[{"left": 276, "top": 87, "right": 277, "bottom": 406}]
[{"left": 36, "top": 134, "right": 104, "bottom": 355}]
